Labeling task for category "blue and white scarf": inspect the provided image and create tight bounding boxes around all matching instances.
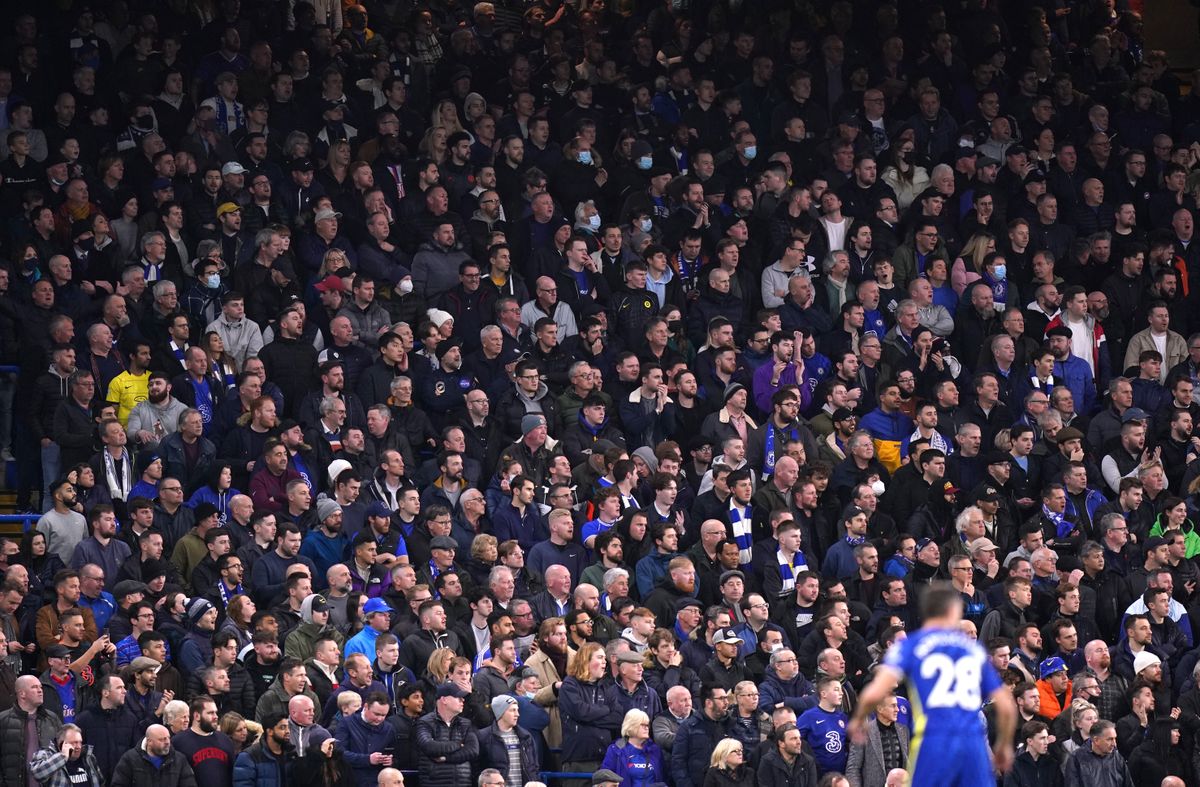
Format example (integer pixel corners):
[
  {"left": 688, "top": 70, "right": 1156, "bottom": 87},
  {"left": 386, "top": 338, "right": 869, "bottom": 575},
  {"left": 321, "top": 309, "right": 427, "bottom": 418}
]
[
  {"left": 776, "top": 549, "right": 807, "bottom": 595},
  {"left": 216, "top": 580, "right": 244, "bottom": 607},
  {"left": 764, "top": 423, "right": 800, "bottom": 478},
  {"left": 730, "top": 501, "right": 754, "bottom": 567},
  {"left": 169, "top": 340, "right": 187, "bottom": 368},
  {"left": 1043, "top": 504, "right": 1072, "bottom": 540}
]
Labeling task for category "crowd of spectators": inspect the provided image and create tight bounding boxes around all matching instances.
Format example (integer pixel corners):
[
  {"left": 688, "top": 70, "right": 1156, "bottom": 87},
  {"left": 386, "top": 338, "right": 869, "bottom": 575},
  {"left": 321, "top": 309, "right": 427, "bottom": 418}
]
[{"left": 0, "top": 0, "right": 1199, "bottom": 786}]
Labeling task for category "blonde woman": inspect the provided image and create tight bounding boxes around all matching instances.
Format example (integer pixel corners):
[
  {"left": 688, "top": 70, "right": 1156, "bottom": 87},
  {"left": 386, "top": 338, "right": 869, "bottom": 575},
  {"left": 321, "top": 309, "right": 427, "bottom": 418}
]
[
  {"left": 600, "top": 708, "right": 666, "bottom": 787},
  {"left": 219, "top": 711, "right": 251, "bottom": 752},
  {"left": 431, "top": 99, "right": 464, "bottom": 135},
  {"left": 951, "top": 231, "right": 997, "bottom": 295},
  {"left": 1061, "top": 698, "right": 1099, "bottom": 759},
  {"left": 418, "top": 125, "right": 449, "bottom": 164},
  {"left": 559, "top": 642, "right": 623, "bottom": 784},
  {"left": 704, "top": 738, "right": 755, "bottom": 787},
  {"left": 419, "top": 646, "right": 457, "bottom": 705},
  {"left": 319, "top": 139, "right": 353, "bottom": 193},
  {"left": 466, "top": 534, "right": 498, "bottom": 587}
]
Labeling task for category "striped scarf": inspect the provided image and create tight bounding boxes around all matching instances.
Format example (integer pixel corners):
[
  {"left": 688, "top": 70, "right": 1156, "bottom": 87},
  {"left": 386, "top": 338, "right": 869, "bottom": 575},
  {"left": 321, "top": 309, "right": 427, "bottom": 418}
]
[
  {"left": 169, "top": 340, "right": 187, "bottom": 368},
  {"left": 776, "top": 549, "right": 806, "bottom": 595},
  {"left": 730, "top": 500, "right": 753, "bottom": 567},
  {"left": 763, "top": 423, "right": 799, "bottom": 478}
]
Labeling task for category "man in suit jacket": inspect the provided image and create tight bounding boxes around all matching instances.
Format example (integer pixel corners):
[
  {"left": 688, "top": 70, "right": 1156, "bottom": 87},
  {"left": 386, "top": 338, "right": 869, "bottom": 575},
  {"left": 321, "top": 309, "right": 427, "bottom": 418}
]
[{"left": 845, "top": 694, "right": 910, "bottom": 787}]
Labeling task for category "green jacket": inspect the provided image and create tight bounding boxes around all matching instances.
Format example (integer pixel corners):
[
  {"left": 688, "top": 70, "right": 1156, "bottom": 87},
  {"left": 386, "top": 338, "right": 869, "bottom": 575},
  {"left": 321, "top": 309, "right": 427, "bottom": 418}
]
[
  {"left": 1149, "top": 515, "right": 1200, "bottom": 559},
  {"left": 284, "top": 621, "right": 346, "bottom": 663}
]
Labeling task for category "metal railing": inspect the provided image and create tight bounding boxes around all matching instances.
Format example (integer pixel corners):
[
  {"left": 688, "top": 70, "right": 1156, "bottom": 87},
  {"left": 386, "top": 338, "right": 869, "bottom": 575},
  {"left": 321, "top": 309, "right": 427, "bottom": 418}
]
[{"left": 0, "top": 515, "right": 35, "bottom": 532}]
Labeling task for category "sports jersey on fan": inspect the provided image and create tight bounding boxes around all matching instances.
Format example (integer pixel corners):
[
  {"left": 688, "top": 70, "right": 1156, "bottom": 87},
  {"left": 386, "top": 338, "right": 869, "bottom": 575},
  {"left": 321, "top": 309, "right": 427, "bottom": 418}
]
[{"left": 796, "top": 704, "right": 849, "bottom": 774}]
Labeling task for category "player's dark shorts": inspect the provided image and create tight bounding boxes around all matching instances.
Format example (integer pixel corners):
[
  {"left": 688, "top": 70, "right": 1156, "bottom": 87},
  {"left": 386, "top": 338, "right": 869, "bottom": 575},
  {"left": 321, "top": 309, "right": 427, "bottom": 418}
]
[{"left": 907, "top": 732, "right": 993, "bottom": 787}]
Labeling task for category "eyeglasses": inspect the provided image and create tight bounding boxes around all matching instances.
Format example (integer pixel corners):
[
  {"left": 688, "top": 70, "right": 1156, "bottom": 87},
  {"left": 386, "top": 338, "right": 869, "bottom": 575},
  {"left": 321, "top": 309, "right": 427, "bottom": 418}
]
[{"left": 160, "top": 486, "right": 183, "bottom": 492}]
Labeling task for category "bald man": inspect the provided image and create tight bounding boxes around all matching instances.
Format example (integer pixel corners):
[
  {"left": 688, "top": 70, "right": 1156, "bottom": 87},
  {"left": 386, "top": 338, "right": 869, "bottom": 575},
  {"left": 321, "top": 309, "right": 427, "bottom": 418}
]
[
  {"left": 110, "top": 723, "right": 194, "bottom": 786},
  {"left": 3, "top": 674, "right": 60, "bottom": 786},
  {"left": 378, "top": 769, "right": 405, "bottom": 787},
  {"left": 288, "top": 693, "right": 331, "bottom": 752}
]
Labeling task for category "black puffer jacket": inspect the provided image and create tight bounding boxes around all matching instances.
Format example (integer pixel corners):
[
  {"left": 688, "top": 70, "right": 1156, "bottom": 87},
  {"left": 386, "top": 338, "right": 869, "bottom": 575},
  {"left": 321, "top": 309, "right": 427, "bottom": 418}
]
[
  {"left": 413, "top": 710, "right": 480, "bottom": 787},
  {"left": 0, "top": 705, "right": 62, "bottom": 787}
]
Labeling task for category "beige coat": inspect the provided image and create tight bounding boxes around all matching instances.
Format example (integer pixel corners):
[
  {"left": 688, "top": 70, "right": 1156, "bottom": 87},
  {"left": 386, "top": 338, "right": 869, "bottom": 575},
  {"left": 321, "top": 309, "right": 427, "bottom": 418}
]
[
  {"left": 526, "top": 644, "right": 576, "bottom": 749},
  {"left": 1123, "top": 327, "right": 1188, "bottom": 381}
]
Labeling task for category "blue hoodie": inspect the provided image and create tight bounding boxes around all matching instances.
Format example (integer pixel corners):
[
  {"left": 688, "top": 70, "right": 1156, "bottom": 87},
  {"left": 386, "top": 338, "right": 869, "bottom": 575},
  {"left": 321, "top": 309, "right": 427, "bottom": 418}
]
[{"left": 601, "top": 737, "right": 667, "bottom": 787}]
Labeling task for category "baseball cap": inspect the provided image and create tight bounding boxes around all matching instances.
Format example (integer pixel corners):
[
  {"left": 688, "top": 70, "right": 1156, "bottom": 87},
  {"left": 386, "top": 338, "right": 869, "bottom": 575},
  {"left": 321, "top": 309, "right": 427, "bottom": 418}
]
[
  {"left": 363, "top": 598, "right": 393, "bottom": 616},
  {"left": 437, "top": 682, "right": 470, "bottom": 699},
  {"left": 968, "top": 537, "right": 997, "bottom": 553},
  {"left": 216, "top": 202, "right": 241, "bottom": 217},
  {"left": 314, "top": 208, "right": 342, "bottom": 222},
  {"left": 365, "top": 501, "right": 392, "bottom": 519},
  {"left": 1122, "top": 407, "right": 1150, "bottom": 424},
  {"left": 713, "top": 627, "right": 745, "bottom": 646},
  {"left": 221, "top": 161, "right": 248, "bottom": 176},
  {"left": 313, "top": 274, "right": 347, "bottom": 293}
]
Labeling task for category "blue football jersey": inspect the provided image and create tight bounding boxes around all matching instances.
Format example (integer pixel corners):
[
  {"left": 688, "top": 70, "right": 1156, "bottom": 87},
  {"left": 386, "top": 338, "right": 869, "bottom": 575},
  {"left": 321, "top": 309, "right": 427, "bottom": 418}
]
[{"left": 882, "top": 626, "right": 1001, "bottom": 739}]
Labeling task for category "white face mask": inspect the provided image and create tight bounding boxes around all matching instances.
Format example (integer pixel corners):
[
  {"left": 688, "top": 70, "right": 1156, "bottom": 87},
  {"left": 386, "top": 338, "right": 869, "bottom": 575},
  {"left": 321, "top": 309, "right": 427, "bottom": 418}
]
[
  {"left": 871, "top": 480, "right": 886, "bottom": 497},
  {"left": 639, "top": 218, "right": 653, "bottom": 233},
  {"left": 398, "top": 278, "right": 414, "bottom": 295},
  {"left": 588, "top": 214, "right": 601, "bottom": 230}
]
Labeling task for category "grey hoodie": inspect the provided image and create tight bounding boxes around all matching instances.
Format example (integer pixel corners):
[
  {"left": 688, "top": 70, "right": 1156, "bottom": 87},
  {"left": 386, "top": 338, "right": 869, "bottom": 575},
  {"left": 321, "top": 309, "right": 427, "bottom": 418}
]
[{"left": 125, "top": 396, "right": 189, "bottom": 448}]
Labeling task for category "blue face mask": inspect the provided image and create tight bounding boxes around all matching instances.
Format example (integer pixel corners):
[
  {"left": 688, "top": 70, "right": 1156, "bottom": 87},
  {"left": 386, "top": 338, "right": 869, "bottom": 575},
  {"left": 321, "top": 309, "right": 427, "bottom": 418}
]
[
  {"left": 637, "top": 156, "right": 653, "bottom": 170},
  {"left": 206, "top": 274, "right": 222, "bottom": 289},
  {"left": 578, "top": 150, "right": 593, "bottom": 165},
  {"left": 639, "top": 218, "right": 654, "bottom": 233},
  {"left": 743, "top": 145, "right": 758, "bottom": 161},
  {"left": 992, "top": 264, "right": 1007, "bottom": 280},
  {"left": 588, "top": 214, "right": 602, "bottom": 230}
]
